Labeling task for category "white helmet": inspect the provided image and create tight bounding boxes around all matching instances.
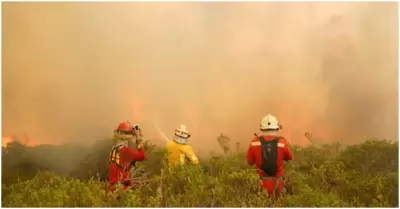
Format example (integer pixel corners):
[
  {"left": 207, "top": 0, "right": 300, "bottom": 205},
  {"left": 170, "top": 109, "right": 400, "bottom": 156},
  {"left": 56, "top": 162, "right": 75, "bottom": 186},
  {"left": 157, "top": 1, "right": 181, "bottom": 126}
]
[
  {"left": 174, "top": 124, "right": 191, "bottom": 138},
  {"left": 260, "top": 114, "right": 281, "bottom": 131},
  {"left": 173, "top": 124, "right": 191, "bottom": 144}
]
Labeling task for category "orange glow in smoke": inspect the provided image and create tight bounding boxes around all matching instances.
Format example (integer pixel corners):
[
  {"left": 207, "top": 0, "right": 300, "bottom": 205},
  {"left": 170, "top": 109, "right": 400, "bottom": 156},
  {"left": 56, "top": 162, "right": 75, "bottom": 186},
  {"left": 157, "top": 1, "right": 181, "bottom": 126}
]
[
  {"left": 2, "top": 136, "right": 13, "bottom": 147},
  {"left": 132, "top": 97, "right": 143, "bottom": 121},
  {"left": 127, "top": 94, "right": 334, "bottom": 148},
  {"left": 1, "top": 135, "right": 41, "bottom": 147}
]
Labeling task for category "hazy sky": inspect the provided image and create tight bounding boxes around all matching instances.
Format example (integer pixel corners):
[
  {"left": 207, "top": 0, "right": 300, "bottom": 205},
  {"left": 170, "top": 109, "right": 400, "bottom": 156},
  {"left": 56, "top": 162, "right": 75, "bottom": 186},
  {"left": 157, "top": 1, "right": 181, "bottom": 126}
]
[{"left": 2, "top": 2, "right": 398, "bottom": 152}]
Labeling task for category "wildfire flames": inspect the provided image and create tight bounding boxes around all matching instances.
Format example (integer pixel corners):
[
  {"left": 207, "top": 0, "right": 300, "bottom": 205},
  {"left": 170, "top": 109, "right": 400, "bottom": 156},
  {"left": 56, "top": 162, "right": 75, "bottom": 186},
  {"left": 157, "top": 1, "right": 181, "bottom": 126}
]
[
  {"left": 2, "top": 136, "right": 13, "bottom": 148},
  {"left": 132, "top": 97, "right": 143, "bottom": 122},
  {"left": 1, "top": 135, "right": 40, "bottom": 148},
  {"left": 129, "top": 93, "right": 330, "bottom": 148}
]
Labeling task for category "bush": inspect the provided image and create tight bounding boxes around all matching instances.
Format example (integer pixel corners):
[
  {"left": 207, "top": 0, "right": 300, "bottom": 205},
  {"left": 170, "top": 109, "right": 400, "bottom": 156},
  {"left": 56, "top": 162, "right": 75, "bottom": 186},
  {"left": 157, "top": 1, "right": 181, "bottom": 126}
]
[{"left": 1, "top": 139, "right": 398, "bottom": 207}]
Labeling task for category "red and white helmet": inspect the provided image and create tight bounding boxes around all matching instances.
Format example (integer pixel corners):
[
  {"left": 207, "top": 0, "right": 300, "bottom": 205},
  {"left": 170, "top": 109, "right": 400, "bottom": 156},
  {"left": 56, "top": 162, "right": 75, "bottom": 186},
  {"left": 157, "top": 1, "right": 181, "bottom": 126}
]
[{"left": 174, "top": 124, "right": 191, "bottom": 139}]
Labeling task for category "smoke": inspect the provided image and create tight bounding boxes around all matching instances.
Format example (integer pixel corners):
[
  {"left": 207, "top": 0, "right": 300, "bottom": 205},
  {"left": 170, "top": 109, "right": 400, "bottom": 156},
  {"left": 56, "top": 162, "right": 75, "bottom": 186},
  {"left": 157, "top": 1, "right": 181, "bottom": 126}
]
[{"left": 2, "top": 2, "right": 398, "bottom": 151}]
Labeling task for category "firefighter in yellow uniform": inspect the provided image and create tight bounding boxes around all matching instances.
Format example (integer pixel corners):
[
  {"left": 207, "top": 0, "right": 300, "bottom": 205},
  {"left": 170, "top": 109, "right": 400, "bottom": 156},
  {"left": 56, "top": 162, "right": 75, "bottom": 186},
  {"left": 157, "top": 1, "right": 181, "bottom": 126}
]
[{"left": 166, "top": 124, "right": 199, "bottom": 166}]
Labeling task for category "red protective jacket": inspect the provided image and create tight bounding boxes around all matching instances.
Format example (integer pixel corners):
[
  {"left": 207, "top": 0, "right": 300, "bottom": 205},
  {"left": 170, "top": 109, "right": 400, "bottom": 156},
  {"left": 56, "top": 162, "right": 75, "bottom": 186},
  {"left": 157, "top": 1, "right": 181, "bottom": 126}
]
[
  {"left": 108, "top": 145, "right": 145, "bottom": 192},
  {"left": 246, "top": 135, "right": 293, "bottom": 196}
]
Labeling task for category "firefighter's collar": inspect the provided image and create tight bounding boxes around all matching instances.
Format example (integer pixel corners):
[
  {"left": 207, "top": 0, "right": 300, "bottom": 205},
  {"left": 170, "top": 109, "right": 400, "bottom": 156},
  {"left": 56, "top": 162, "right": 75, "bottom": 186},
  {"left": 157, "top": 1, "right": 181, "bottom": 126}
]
[{"left": 115, "top": 140, "right": 128, "bottom": 147}]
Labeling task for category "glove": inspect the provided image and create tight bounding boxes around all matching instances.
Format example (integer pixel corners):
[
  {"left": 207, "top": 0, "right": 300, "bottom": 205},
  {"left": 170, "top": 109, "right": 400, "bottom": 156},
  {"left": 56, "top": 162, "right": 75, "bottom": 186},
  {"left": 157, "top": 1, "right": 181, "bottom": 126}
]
[
  {"left": 133, "top": 124, "right": 139, "bottom": 131},
  {"left": 136, "top": 140, "right": 144, "bottom": 149},
  {"left": 133, "top": 126, "right": 143, "bottom": 141}
]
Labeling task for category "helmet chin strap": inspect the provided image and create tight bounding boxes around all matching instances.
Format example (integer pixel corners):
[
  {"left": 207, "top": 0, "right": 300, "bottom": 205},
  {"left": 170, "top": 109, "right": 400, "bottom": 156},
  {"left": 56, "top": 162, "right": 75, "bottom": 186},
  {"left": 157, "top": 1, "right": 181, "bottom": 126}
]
[
  {"left": 116, "top": 140, "right": 129, "bottom": 147},
  {"left": 261, "top": 130, "right": 279, "bottom": 135},
  {"left": 173, "top": 135, "right": 188, "bottom": 144}
]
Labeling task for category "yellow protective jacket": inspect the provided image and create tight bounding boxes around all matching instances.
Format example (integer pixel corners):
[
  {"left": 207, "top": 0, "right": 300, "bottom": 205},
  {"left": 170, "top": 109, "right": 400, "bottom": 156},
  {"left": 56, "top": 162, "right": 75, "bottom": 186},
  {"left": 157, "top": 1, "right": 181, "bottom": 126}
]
[{"left": 166, "top": 140, "right": 199, "bottom": 166}]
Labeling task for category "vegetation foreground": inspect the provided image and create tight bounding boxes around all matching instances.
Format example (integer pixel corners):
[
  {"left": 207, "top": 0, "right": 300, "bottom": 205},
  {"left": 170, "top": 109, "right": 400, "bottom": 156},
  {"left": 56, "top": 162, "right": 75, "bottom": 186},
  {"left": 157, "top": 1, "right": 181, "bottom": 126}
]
[{"left": 1, "top": 138, "right": 398, "bottom": 207}]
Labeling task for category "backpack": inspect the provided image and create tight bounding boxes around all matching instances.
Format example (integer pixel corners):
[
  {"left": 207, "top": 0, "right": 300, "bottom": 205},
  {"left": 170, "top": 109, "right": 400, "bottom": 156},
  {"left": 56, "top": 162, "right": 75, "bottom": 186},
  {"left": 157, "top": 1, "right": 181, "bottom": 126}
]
[
  {"left": 109, "top": 145, "right": 134, "bottom": 171},
  {"left": 109, "top": 145, "right": 123, "bottom": 169},
  {"left": 258, "top": 136, "right": 280, "bottom": 177}
]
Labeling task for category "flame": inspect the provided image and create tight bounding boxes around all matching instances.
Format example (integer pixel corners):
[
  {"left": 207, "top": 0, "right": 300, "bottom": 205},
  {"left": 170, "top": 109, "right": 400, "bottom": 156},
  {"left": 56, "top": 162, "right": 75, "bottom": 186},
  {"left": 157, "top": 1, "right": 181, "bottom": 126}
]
[
  {"left": 2, "top": 136, "right": 13, "bottom": 148},
  {"left": 128, "top": 92, "right": 335, "bottom": 149},
  {"left": 132, "top": 97, "right": 143, "bottom": 121},
  {"left": 1, "top": 135, "right": 41, "bottom": 147}
]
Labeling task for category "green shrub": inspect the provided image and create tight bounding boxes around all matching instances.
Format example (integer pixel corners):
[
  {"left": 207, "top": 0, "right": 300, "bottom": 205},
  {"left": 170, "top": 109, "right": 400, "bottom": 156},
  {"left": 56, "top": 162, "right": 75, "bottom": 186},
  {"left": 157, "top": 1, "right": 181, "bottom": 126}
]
[{"left": 2, "top": 139, "right": 398, "bottom": 207}]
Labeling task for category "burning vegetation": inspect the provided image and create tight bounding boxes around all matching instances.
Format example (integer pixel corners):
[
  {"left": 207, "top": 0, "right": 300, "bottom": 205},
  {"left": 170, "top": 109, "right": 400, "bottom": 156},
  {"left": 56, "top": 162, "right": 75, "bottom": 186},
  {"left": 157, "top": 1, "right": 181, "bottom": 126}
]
[
  {"left": 1, "top": 2, "right": 398, "bottom": 207},
  {"left": 1, "top": 135, "right": 40, "bottom": 148}
]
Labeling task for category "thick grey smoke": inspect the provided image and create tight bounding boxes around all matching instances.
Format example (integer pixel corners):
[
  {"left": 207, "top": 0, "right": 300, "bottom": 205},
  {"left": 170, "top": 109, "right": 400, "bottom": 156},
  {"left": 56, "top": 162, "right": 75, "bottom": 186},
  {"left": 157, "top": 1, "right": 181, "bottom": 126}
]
[{"left": 2, "top": 2, "right": 398, "bottom": 152}]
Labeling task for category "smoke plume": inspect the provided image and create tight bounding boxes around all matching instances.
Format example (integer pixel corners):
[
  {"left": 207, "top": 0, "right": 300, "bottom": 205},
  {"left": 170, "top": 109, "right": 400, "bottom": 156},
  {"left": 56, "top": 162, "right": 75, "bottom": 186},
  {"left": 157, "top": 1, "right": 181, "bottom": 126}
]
[{"left": 2, "top": 2, "right": 398, "bottom": 152}]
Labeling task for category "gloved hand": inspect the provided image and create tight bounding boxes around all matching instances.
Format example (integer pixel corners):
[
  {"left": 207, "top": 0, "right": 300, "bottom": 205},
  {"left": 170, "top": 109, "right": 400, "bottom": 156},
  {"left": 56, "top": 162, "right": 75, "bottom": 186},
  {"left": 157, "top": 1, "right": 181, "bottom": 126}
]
[
  {"left": 131, "top": 124, "right": 144, "bottom": 149},
  {"left": 133, "top": 125, "right": 143, "bottom": 140},
  {"left": 136, "top": 139, "right": 144, "bottom": 149}
]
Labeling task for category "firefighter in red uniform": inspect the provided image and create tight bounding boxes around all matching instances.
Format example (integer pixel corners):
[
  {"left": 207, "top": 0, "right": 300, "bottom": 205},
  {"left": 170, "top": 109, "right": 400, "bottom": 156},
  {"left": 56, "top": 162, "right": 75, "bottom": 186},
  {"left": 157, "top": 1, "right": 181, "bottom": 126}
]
[
  {"left": 108, "top": 121, "right": 145, "bottom": 192},
  {"left": 247, "top": 114, "right": 293, "bottom": 198}
]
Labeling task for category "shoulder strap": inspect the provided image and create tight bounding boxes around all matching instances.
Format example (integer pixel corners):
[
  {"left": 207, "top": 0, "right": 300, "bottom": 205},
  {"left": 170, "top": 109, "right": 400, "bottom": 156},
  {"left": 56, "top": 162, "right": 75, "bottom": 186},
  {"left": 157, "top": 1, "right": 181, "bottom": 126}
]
[
  {"left": 258, "top": 135, "right": 264, "bottom": 144},
  {"left": 258, "top": 135, "right": 280, "bottom": 144}
]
